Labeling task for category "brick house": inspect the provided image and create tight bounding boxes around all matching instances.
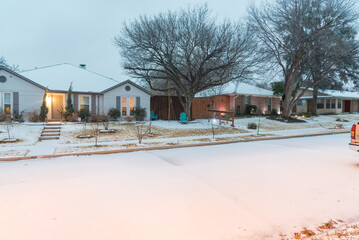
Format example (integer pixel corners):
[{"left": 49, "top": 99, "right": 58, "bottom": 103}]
[{"left": 193, "top": 82, "right": 281, "bottom": 119}]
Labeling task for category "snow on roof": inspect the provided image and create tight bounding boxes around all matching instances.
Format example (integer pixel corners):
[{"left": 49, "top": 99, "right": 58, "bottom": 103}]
[
  {"left": 223, "top": 82, "right": 274, "bottom": 96},
  {"left": 322, "top": 89, "right": 359, "bottom": 99},
  {"left": 197, "top": 81, "right": 275, "bottom": 97},
  {"left": 300, "top": 89, "right": 359, "bottom": 99},
  {"left": 20, "top": 63, "right": 121, "bottom": 93}
]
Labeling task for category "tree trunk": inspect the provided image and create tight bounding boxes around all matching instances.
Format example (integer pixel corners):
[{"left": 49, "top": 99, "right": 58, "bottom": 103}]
[
  {"left": 183, "top": 99, "right": 192, "bottom": 120},
  {"left": 281, "top": 78, "right": 294, "bottom": 118},
  {"left": 310, "top": 86, "right": 319, "bottom": 115}
]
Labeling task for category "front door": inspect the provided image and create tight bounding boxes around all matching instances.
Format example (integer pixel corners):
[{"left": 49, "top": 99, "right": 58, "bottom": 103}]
[
  {"left": 344, "top": 100, "right": 351, "bottom": 112},
  {"left": 51, "top": 95, "right": 64, "bottom": 119}
]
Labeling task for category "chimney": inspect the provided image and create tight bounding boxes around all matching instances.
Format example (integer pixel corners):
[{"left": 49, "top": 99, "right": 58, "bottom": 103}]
[{"left": 79, "top": 64, "right": 86, "bottom": 69}]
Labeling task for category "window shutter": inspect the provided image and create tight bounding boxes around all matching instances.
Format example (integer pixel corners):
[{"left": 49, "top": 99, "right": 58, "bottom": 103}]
[
  {"left": 73, "top": 93, "right": 78, "bottom": 111},
  {"left": 91, "top": 95, "right": 96, "bottom": 113},
  {"left": 13, "top": 92, "right": 19, "bottom": 114},
  {"left": 136, "top": 97, "right": 140, "bottom": 108},
  {"left": 116, "top": 96, "right": 121, "bottom": 110}
]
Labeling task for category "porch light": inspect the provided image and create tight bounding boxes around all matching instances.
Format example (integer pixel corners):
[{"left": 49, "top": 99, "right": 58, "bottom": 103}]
[{"left": 46, "top": 94, "right": 51, "bottom": 106}]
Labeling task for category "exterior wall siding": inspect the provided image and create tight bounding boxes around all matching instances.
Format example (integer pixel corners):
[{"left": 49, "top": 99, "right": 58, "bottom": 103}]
[
  {"left": 104, "top": 83, "right": 151, "bottom": 120},
  {"left": 0, "top": 69, "right": 44, "bottom": 118}
]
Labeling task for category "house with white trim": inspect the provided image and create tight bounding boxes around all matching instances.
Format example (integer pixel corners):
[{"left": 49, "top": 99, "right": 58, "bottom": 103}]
[
  {"left": 295, "top": 89, "right": 359, "bottom": 114},
  {"left": 0, "top": 63, "right": 152, "bottom": 120}
]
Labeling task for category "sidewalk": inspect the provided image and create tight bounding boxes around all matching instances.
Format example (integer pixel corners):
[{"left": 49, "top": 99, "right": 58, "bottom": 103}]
[{"left": 0, "top": 126, "right": 350, "bottom": 161}]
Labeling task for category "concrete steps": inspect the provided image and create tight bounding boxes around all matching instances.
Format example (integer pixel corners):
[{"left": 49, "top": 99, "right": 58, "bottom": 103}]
[{"left": 40, "top": 122, "right": 61, "bottom": 141}]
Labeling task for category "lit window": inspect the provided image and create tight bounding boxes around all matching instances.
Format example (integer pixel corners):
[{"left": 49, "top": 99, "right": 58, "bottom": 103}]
[
  {"left": 4, "top": 93, "right": 11, "bottom": 114},
  {"left": 129, "top": 97, "right": 135, "bottom": 116},
  {"left": 122, "top": 97, "right": 127, "bottom": 116},
  {"left": 80, "top": 96, "right": 90, "bottom": 111}
]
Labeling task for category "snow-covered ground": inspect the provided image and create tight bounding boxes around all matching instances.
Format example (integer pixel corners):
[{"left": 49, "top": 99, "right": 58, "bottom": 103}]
[
  {"left": 0, "top": 134, "right": 358, "bottom": 240},
  {"left": 0, "top": 113, "right": 357, "bottom": 157}
]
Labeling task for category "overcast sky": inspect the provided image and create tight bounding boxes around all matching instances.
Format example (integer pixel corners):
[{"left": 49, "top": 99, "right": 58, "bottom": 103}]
[{"left": 0, "top": 0, "right": 253, "bottom": 81}]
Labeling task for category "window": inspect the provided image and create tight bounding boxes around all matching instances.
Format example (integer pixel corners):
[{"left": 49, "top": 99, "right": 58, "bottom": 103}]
[
  {"left": 122, "top": 97, "right": 127, "bottom": 116},
  {"left": 4, "top": 93, "right": 11, "bottom": 114},
  {"left": 317, "top": 99, "right": 324, "bottom": 109},
  {"left": 331, "top": 99, "right": 336, "bottom": 109},
  {"left": 326, "top": 99, "right": 331, "bottom": 109},
  {"left": 297, "top": 99, "right": 306, "bottom": 106},
  {"left": 338, "top": 99, "right": 342, "bottom": 109},
  {"left": 121, "top": 97, "right": 137, "bottom": 116},
  {"left": 80, "top": 96, "right": 90, "bottom": 111},
  {"left": 129, "top": 97, "right": 135, "bottom": 116},
  {"left": 245, "top": 96, "right": 249, "bottom": 105},
  {"left": 268, "top": 98, "right": 272, "bottom": 111}
]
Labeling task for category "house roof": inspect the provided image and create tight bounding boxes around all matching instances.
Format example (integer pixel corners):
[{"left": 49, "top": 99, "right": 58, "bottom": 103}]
[
  {"left": 222, "top": 82, "right": 275, "bottom": 96},
  {"left": 300, "top": 89, "right": 359, "bottom": 100},
  {"left": 323, "top": 89, "right": 359, "bottom": 99},
  {"left": 197, "top": 81, "right": 276, "bottom": 97},
  {"left": 0, "top": 66, "right": 47, "bottom": 90},
  {"left": 102, "top": 80, "right": 153, "bottom": 96},
  {"left": 20, "top": 63, "right": 121, "bottom": 93}
]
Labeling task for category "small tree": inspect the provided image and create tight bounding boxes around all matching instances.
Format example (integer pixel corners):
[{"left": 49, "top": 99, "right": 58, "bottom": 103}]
[
  {"left": 39, "top": 91, "right": 48, "bottom": 122},
  {"left": 63, "top": 83, "right": 74, "bottom": 121},
  {"left": 2, "top": 114, "right": 13, "bottom": 139},
  {"left": 132, "top": 123, "right": 150, "bottom": 144}
]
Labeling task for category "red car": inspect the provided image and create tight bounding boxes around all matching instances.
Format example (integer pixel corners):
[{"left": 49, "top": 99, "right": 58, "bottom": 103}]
[{"left": 349, "top": 123, "right": 359, "bottom": 151}]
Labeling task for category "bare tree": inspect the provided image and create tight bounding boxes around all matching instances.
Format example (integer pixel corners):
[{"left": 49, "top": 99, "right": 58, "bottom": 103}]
[
  {"left": 115, "top": 5, "right": 257, "bottom": 119},
  {"left": 2, "top": 115, "right": 14, "bottom": 140},
  {"left": 0, "top": 56, "right": 19, "bottom": 72},
  {"left": 249, "top": 0, "right": 359, "bottom": 118},
  {"left": 131, "top": 123, "right": 150, "bottom": 144}
]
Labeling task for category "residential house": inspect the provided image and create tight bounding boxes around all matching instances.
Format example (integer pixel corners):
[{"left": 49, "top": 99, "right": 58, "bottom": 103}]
[
  {"left": 192, "top": 82, "right": 281, "bottom": 119},
  {"left": 296, "top": 88, "right": 359, "bottom": 114},
  {"left": 0, "top": 63, "right": 152, "bottom": 120}
]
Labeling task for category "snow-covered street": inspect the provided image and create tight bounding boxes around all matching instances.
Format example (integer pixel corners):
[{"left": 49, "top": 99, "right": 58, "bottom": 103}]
[{"left": 0, "top": 133, "right": 358, "bottom": 240}]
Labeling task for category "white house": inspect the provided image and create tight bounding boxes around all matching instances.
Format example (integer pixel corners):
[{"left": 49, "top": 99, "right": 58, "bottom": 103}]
[
  {"left": 0, "top": 63, "right": 152, "bottom": 120},
  {"left": 295, "top": 88, "right": 359, "bottom": 114}
]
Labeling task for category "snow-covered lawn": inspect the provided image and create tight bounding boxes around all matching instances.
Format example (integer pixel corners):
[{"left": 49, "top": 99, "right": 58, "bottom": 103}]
[
  {"left": 0, "top": 134, "right": 358, "bottom": 240},
  {"left": 0, "top": 113, "right": 357, "bottom": 157}
]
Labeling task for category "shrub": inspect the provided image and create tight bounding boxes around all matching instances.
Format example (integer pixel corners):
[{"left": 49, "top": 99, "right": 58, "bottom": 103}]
[
  {"left": 245, "top": 104, "right": 257, "bottom": 115},
  {"left": 132, "top": 107, "right": 147, "bottom": 121},
  {"left": 63, "top": 84, "right": 74, "bottom": 121},
  {"left": 123, "top": 116, "right": 135, "bottom": 122},
  {"left": 235, "top": 105, "right": 241, "bottom": 116},
  {"left": 270, "top": 109, "right": 279, "bottom": 116},
  {"left": 247, "top": 122, "right": 257, "bottom": 129},
  {"left": 13, "top": 111, "right": 25, "bottom": 123},
  {"left": 79, "top": 109, "right": 91, "bottom": 122},
  {"left": 108, "top": 108, "right": 121, "bottom": 121},
  {"left": 39, "top": 92, "right": 49, "bottom": 122},
  {"left": 336, "top": 117, "right": 349, "bottom": 122},
  {"left": 68, "top": 112, "right": 80, "bottom": 122},
  {"left": 0, "top": 110, "right": 7, "bottom": 122},
  {"left": 28, "top": 109, "right": 40, "bottom": 122}
]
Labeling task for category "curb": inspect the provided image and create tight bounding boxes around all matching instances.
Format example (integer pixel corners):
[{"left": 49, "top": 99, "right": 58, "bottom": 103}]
[{"left": 0, "top": 131, "right": 350, "bottom": 162}]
